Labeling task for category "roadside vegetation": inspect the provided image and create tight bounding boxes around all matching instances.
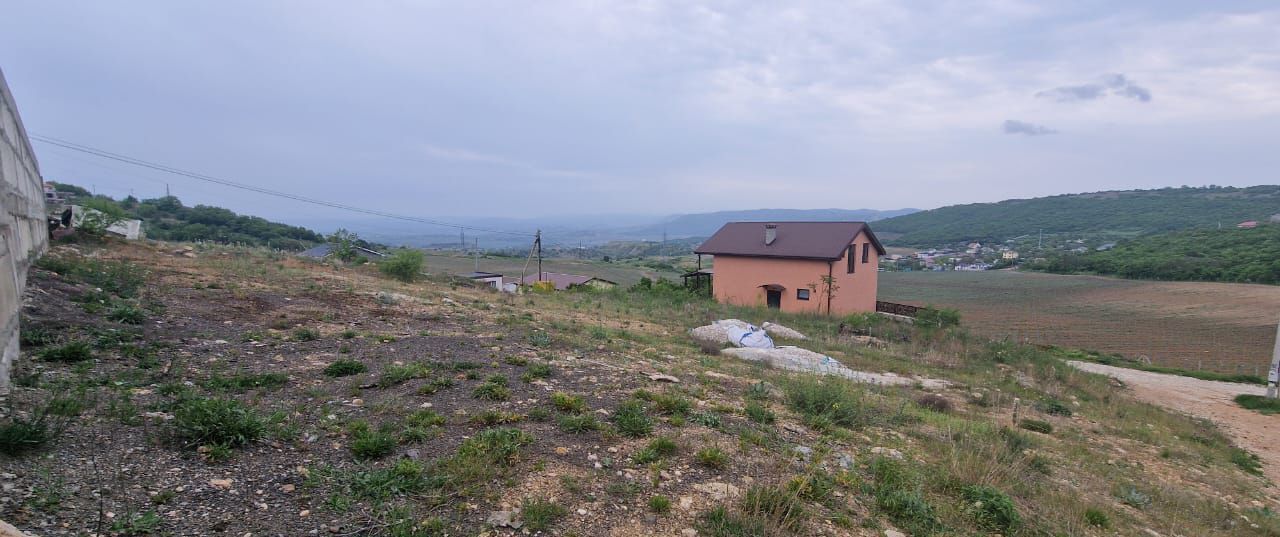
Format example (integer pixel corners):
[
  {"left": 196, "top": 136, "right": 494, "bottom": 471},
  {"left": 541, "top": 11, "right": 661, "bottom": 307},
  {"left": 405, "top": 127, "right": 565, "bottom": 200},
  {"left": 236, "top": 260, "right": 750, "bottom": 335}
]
[{"left": 3, "top": 239, "right": 1275, "bottom": 536}]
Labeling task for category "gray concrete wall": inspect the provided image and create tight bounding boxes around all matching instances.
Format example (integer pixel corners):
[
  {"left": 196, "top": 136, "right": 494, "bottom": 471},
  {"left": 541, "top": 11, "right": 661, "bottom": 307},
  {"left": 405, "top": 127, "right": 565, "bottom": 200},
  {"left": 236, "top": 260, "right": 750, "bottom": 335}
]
[{"left": 0, "top": 67, "right": 47, "bottom": 394}]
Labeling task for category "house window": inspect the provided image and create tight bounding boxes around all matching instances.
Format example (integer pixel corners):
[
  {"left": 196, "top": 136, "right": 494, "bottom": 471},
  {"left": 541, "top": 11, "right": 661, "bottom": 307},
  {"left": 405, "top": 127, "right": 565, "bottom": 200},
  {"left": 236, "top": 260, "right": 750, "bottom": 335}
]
[
  {"left": 862, "top": 243, "right": 870, "bottom": 263},
  {"left": 797, "top": 289, "right": 810, "bottom": 301},
  {"left": 846, "top": 245, "right": 855, "bottom": 273}
]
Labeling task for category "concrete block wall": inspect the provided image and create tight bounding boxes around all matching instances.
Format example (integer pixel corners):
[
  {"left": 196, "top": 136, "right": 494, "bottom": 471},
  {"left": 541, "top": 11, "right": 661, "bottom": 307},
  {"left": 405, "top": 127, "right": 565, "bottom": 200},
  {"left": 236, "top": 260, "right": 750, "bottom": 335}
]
[{"left": 0, "top": 67, "right": 47, "bottom": 394}]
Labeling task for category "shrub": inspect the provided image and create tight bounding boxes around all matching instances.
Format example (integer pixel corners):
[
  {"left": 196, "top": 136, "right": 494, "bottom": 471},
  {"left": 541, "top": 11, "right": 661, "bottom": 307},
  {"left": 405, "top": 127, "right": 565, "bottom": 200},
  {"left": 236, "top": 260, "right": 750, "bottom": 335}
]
[
  {"left": 527, "top": 330, "right": 552, "bottom": 347},
  {"left": 744, "top": 402, "right": 776, "bottom": 424},
  {"left": 745, "top": 381, "right": 771, "bottom": 400},
  {"left": 378, "top": 249, "right": 425, "bottom": 282},
  {"left": 689, "top": 411, "right": 723, "bottom": 429},
  {"left": 550, "top": 392, "right": 587, "bottom": 414},
  {"left": 649, "top": 495, "right": 672, "bottom": 513},
  {"left": 697, "top": 506, "right": 767, "bottom": 537},
  {"left": 473, "top": 382, "right": 511, "bottom": 401},
  {"left": 523, "top": 363, "right": 554, "bottom": 381},
  {"left": 871, "top": 457, "right": 942, "bottom": 536},
  {"left": 1018, "top": 419, "right": 1053, "bottom": 434},
  {"left": 0, "top": 415, "right": 56, "bottom": 455},
  {"left": 1084, "top": 507, "right": 1110, "bottom": 528},
  {"left": 614, "top": 400, "right": 653, "bottom": 438},
  {"left": 521, "top": 497, "right": 567, "bottom": 531},
  {"left": 961, "top": 485, "right": 1020, "bottom": 532},
  {"left": 914, "top": 393, "right": 952, "bottom": 413},
  {"left": 784, "top": 377, "right": 868, "bottom": 428},
  {"left": 1116, "top": 485, "right": 1151, "bottom": 509},
  {"left": 106, "top": 304, "right": 147, "bottom": 324},
  {"left": 173, "top": 398, "right": 264, "bottom": 448},
  {"left": 378, "top": 362, "right": 432, "bottom": 387},
  {"left": 633, "top": 436, "right": 678, "bottom": 464},
  {"left": 323, "top": 359, "right": 367, "bottom": 377},
  {"left": 1035, "top": 398, "right": 1073, "bottom": 417},
  {"left": 292, "top": 327, "right": 320, "bottom": 342},
  {"left": 558, "top": 414, "right": 601, "bottom": 434},
  {"left": 405, "top": 409, "right": 447, "bottom": 428},
  {"left": 697, "top": 446, "right": 729, "bottom": 469},
  {"left": 1231, "top": 447, "right": 1263, "bottom": 476},
  {"left": 39, "top": 341, "right": 93, "bottom": 363}
]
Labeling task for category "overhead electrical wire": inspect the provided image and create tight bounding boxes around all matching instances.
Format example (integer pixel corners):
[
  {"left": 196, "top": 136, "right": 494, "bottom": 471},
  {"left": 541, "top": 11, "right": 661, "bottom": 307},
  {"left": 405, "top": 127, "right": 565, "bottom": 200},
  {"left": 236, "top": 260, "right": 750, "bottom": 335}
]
[{"left": 29, "top": 133, "right": 538, "bottom": 237}]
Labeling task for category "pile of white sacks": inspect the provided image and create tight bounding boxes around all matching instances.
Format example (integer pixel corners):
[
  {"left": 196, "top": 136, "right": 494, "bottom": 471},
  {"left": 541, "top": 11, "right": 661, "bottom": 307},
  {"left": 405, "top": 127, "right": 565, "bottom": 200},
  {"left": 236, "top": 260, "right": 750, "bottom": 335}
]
[{"left": 690, "top": 319, "right": 948, "bottom": 389}]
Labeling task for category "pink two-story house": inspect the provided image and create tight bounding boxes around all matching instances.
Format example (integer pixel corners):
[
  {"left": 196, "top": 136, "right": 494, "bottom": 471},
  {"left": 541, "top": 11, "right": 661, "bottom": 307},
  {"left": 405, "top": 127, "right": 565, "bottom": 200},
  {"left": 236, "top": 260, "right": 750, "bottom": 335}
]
[{"left": 694, "top": 221, "right": 885, "bottom": 315}]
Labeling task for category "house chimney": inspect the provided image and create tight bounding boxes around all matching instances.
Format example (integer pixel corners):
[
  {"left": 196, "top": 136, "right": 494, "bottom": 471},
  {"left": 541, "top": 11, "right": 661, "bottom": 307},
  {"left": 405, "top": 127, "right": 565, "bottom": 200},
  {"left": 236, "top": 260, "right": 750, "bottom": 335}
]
[{"left": 764, "top": 223, "right": 777, "bottom": 245}]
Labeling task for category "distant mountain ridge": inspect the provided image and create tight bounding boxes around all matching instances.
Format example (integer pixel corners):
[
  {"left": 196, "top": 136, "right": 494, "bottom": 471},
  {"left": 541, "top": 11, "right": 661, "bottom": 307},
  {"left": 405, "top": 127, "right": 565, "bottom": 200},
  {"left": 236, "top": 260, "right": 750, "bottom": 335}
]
[
  {"left": 646, "top": 208, "right": 919, "bottom": 239},
  {"left": 874, "top": 185, "right": 1280, "bottom": 247}
]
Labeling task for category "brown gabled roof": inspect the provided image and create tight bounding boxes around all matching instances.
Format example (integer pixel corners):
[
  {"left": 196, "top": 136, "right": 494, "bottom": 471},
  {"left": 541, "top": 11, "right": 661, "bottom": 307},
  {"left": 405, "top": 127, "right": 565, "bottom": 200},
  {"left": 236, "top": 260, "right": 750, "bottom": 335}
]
[{"left": 694, "top": 221, "right": 886, "bottom": 260}]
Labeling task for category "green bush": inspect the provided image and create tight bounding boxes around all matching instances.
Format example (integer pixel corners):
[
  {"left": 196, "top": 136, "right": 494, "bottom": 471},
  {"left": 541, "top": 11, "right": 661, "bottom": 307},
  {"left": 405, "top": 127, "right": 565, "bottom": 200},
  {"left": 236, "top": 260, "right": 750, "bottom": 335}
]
[
  {"left": 292, "top": 327, "right": 320, "bottom": 341},
  {"left": 39, "top": 341, "right": 93, "bottom": 363},
  {"left": 1084, "top": 507, "right": 1110, "bottom": 528},
  {"left": 349, "top": 422, "right": 397, "bottom": 460},
  {"left": 697, "top": 446, "right": 729, "bottom": 469},
  {"left": 558, "top": 414, "right": 601, "bottom": 434},
  {"left": 205, "top": 372, "right": 288, "bottom": 392},
  {"left": 741, "top": 484, "right": 806, "bottom": 531},
  {"left": 378, "top": 249, "right": 425, "bottom": 282},
  {"left": 106, "top": 304, "right": 147, "bottom": 324},
  {"left": 323, "top": 359, "right": 367, "bottom": 377},
  {"left": 649, "top": 495, "right": 672, "bottom": 513},
  {"left": 473, "top": 381, "right": 511, "bottom": 401},
  {"left": 961, "top": 485, "right": 1020, "bottom": 531},
  {"left": 173, "top": 398, "right": 265, "bottom": 448},
  {"left": 1018, "top": 419, "right": 1053, "bottom": 434},
  {"left": 614, "top": 400, "right": 653, "bottom": 438},
  {"left": 871, "top": 457, "right": 943, "bottom": 536},
  {"left": 1035, "top": 398, "right": 1073, "bottom": 417},
  {"left": 915, "top": 306, "right": 960, "bottom": 329}
]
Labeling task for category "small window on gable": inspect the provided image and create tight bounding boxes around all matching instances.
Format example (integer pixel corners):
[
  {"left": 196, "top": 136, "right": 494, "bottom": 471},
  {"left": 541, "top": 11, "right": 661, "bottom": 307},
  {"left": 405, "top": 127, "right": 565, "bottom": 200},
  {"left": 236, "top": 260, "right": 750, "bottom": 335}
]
[
  {"left": 862, "top": 243, "right": 870, "bottom": 263},
  {"left": 847, "top": 245, "right": 855, "bottom": 274},
  {"left": 797, "top": 289, "right": 810, "bottom": 301}
]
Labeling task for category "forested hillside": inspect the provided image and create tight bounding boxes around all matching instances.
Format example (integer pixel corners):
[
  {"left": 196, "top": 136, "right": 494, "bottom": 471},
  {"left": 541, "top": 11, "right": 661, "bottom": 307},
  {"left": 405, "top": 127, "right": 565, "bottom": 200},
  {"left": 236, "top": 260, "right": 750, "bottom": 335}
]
[
  {"left": 53, "top": 183, "right": 321, "bottom": 250},
  {"left": 875, "top": 185, "right": 1280, "bottom": 247},
  {"left": 1030, "top": 225, "right": 1280, "bottom": 284}
]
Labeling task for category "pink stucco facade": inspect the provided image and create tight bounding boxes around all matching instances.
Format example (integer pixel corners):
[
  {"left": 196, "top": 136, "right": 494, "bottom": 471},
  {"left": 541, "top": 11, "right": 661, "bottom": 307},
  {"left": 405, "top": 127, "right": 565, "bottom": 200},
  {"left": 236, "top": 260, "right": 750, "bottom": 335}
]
[{"left": 710, "top": 231, "right": 879, "bottom": 315}]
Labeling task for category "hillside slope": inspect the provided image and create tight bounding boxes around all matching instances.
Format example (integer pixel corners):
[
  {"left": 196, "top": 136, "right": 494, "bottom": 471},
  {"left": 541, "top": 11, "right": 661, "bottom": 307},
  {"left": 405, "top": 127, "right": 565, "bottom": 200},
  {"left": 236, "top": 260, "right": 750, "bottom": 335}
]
[
  {"left": 875, "top": 185, "right": 1280, "bottom": 247},
  {"left": 1032, "top": 225, "right": 1280, "bottom": 284},
  {"left": 4, "top": 240, "right": 1276, "bottom": 536},
  {"left": 649, "top": 208, "right": 918, "bottom": 238}
]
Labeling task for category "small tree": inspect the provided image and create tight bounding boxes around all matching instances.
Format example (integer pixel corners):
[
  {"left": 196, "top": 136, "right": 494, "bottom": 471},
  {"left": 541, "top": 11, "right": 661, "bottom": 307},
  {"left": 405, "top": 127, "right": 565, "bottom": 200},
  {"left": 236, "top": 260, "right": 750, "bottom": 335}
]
[
  {"left": 378, "top": 249, "right": 425, "bottom": 282},
  {"left": 75, "top": 197, "right": 128, "bottom": 238},
  {"left": 328, "top": 229, "right": 360, "bottom": 263},
  {"left": 807, "top": 275, "right": 840, "bottom": 315}
]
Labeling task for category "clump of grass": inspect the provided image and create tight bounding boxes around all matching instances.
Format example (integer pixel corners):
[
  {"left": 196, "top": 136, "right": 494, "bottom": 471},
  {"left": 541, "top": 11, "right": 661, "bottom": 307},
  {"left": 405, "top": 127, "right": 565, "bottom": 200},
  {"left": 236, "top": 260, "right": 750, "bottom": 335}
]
[
  {"left": 1116, "top": 485, "right": 1151, "bottom": 509},
  {"left": 522, "top": 363, "right": 554, "bottom": 382},
  {"left": 473, "top": 381, "right": 511, "bottom": 401},
  {"left": 697, "top": 505, "right": 767, "bottom": 537},
  {"left": 649, "top": 495, "right": 672, "bottom": 513},
  {"left": 106, "top": 304, "right": 147, "bottom": 324},
  {"left": 292, "top": 327, "right": 321, "bottom": 342},
  {"left": 1235, "top": 394, "right": 1280, "bottom": 415},
  {"left": 172, "top": 397, "right": 265, "bottom": 449},
  {"left": 745, "top": 381, "right": 771, "bottom": 400},
  {"left": 633, "top": 436, "right": 678, "bottom": 464},
  {"left": 19, "top": 325, "right": 58, "bottom": 347},
  {"left": 550, "top": 392, "right": 587, "bottom": 414},
  {"left": 1035, "top": 398, "right": 1073, "bottom": 417},
  {"left": 378, "top": 362, "right": 432, "bottom": 387},
  {"left": 558, "top": 414, "right": 601, "bottom": 434},
  {"left": 614, "top": 400, "right": 653, "bottom": 438},
  {"left": 961, "top": 485, "right": 1020, "bottom": 532},
  {"left": 527, "top": 331, "right": 552, "bottom": 347},
  {"left": 697, "top": 446, "right": 729, "bottom": 469},
  {"left": 744, "top": 402, "right": 776, "bottom": 424},
  {"left": 471, "top": 410, "right": 524, "bottom": 426},
  {"left": 323, "top": 359, "right": 367, "bottom": 377},
  {"left": 416, "top": 377, "right": 455, "bottom": 395},
  {"left": 1230, "top": 447, "right": 1263, "bottom": 476},
  {"left": 741, "top": 484, "right": 807, "bottom": 531},
  {"left": 521, "top": 497, "right": 567, "bottom": 531},
  {"left": 38, "top": 341, "right": 93, "bottom": 363},
  {"left": 785, "top": 377, "right": 870, "bottom": 428},
  {"left": 205, "top": 372, "right": 288, "bottom": 392},
  {"left": 689, "top": 411, "right": 722, "bottom": 429},
  {"left": 503, "top": 356, "right": 528, "bottom": 366},
  {"left": 915, "top": 393, "right": 952, "bottom": 413},
  {"left": 109, "top": 510, "right": 162, "bottom": 535},
  {"left": 405, "top": 409, "right": 447, "bottom": 428},
  {"left": 0, "top": 415, "right": 57, "bottom": 456},
  {"left": 1084, "top": 507, "right": 1110, "bottom": 528},
  {"left": 870, "top": 457, "right": 942, "bottom": 536},
  {"left": 349, "top": 421, "right": 398, "bottom": 460},
  {"left": 652, "top": 392, "right": 692, "bottom": 416},
  {"left": 1018, "top": 419, "right": 1053, "bottom": 434}
]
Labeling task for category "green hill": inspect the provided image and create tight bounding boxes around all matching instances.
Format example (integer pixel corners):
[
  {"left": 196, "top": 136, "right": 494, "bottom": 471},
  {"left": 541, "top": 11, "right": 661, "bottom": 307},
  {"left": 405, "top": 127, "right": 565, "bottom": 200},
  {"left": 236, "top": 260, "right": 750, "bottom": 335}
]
[
  {"left": 1029, "top": 224, "right": 1280, "bottom": 284},
  {"left": 51, "top": 183, "right": 322, "bottom": 250},
  {"left": 875, "top": 185, "right": 1280, "bottom": 247}
]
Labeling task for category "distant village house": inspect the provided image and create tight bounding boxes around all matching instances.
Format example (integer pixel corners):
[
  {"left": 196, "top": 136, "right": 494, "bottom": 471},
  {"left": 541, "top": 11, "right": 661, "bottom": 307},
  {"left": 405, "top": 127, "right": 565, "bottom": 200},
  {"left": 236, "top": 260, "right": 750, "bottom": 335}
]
[{"left": 694, "top": 222, "right": 884, "bottom": 314}]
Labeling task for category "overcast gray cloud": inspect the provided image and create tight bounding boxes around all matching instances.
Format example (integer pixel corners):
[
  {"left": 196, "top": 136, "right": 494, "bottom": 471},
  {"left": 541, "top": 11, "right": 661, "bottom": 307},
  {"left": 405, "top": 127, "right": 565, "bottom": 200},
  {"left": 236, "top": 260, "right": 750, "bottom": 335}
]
[
  {"left": 1003, "top": 120, "right": 1057, "bottom": 136},
  {"left": 1037, "top": 73, "right": 1153, "bottom": 103},
  {"left": 0, "top": 1, "right": 1277, "bottom": 229}
]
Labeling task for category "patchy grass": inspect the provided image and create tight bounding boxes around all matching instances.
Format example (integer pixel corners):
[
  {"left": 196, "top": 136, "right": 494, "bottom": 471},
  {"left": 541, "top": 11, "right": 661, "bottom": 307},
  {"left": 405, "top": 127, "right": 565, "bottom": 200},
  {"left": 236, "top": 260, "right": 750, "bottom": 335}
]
[
  {"left": 172, "top": 398, "right": 265, "bottom": 449},
  {"left": 613, "top": 400, "right": 653, "bottom": 438},
  {"left": 521, "top": 497, "right": 567, "bottom": 531},
  {"left": 1235, "top": 394, "right": 1280, "bottom": 415},
  {"left": 38, "top": 341, "right": 94, "bottom": 363},
  {"left": 323, "top": 359, "right": 367, "bottom": 377}
]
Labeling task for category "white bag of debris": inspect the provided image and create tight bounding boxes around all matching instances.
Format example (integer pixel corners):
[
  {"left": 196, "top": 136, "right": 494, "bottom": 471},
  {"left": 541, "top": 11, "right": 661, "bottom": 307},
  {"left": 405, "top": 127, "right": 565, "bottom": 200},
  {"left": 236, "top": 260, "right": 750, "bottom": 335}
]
[{"left": 725, "top": 324, "right": 775, "bottom": 349}]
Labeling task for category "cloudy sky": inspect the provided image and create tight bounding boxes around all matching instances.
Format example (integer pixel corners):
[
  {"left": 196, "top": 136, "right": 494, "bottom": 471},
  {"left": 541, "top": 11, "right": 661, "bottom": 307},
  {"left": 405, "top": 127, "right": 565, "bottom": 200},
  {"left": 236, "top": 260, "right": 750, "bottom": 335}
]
[{"left": 2, "top": 1, "right": 1278, "bottom": 225}]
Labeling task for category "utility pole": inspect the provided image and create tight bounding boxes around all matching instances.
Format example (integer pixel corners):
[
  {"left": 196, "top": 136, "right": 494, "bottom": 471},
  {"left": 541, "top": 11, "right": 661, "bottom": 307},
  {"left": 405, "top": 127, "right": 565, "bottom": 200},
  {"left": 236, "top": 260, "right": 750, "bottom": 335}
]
[
  {"left": 473, "top": 238, "right": 480, "bottom": 272},
  {"left": 1037, "top": 229, "right": 1043, "bottom": 249},
  {"left": 165, "top": 183, "right": 170, "bottom": 197},
  {"left": 536, "top": 230, "right": 542, "bottom": 281},
  {"left": 1268, "top": 315, "right": 1280, "bottom": 399}
]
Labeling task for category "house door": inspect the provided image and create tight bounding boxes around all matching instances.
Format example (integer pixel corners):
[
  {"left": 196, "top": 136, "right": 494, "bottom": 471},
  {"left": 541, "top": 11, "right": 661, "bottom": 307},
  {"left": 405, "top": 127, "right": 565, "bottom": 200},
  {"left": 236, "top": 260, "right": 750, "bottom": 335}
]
[{"left": 766, "top": 289, "right": 782, "bottom": 309}]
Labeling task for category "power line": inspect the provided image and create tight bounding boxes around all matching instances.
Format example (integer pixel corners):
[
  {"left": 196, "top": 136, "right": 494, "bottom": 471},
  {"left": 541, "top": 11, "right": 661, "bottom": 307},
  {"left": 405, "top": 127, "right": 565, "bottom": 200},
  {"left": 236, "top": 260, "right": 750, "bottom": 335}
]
[{"left": 29, "top": 133, "right": 537, "bottom": 237}]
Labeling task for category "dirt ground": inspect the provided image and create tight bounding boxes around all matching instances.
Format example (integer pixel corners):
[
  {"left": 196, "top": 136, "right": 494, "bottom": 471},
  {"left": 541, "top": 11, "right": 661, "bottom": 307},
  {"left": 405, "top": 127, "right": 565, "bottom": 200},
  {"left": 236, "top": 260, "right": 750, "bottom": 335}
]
[{"left": 1068, "top": 361, "right": 1279, "bottom": 484}]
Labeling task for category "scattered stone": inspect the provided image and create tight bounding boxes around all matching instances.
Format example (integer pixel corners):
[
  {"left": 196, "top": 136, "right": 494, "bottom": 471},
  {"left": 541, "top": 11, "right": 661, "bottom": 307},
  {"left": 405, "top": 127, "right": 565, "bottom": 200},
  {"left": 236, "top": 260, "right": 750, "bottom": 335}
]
[
  {"left": 884, "top": 530, "right": 906, "bottom": 537},
  {"left": 761, "top": 322, "right": 807, "bottom": 340},
  {"left": 281, "top": 484, "right": 295, "bottom": 493},
  {"left": 836, "top": 453, "right": 856, "bottom": 470},
  {"left": 209, "top": 479, "right": 233, "bottom": 490},
  {"left": 487, "top": 509, "right": 522, "bottom": 529},
  {"left": 682, "top": 529, "right": 698, "bottom": 537},
  {"left": 793, "top": 446, "right": 813, "bottom": 460},
  {"left": 870, "top": 447, "right": 904, "bottom": 460},
  {"left": 693, "top": 482, "right": 740, "bottom": 501},
  {"left": 680, "top": 496, "right": 693, "bottom": 510},
  {"left": 555, "top": 447, "right": 570, "bottom": 455},
  {"left": 649, "top": 373, "right": 680, "bottom": 383}
]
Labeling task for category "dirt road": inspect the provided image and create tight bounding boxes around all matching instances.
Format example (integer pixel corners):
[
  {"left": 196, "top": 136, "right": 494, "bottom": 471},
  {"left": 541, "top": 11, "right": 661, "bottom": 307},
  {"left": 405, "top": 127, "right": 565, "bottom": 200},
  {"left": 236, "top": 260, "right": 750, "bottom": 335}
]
[{"left": 1068, "top": 361, "right": 1278, "bottom": 484}]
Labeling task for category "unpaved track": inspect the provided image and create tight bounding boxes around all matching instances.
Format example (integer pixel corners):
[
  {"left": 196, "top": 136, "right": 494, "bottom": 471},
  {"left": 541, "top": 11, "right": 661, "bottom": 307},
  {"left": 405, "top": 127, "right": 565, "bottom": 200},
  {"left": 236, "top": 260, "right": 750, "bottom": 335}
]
[{"left": 1068, "top": 361, "right": 1278, "bottom": 485}]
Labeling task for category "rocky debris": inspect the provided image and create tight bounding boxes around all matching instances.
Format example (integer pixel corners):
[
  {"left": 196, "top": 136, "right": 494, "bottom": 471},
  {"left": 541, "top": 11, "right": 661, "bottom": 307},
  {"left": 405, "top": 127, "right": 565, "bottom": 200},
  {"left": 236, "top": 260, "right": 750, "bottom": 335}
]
[
  {"left": 209, "top": 478, "right": 233, "bottom": 490},
  {"left": 884, "top": 530, "right": 906, "bottom": 537},
  {"left": 793, "top": 445, "right": 813, "bottom": 460},
  {"left": 693, "top": 482, "right": 740, "bottom": 501},
  {"left": 649, "top": 373, "right": 680, "bottom": 383},
  {"left": 487, "top": 509, "right": 522, "bottom": 529},
  {"left": 847, "top": 334, "right": 886, "bottom": 348},
  {"left": 870, "top": 447, "right": 904, "bottom": 460},
  {"left": 688, "top": 319, "right": 751, "bottom": 346},
  {"left": 720, "top": 346, "right": 950, "bottom": 389},
  {"left": 835, "top": 453, "right": 856, "bottom": 470},
  {"left": 761, "top": 321, "right": 807, "bottom": 340}
]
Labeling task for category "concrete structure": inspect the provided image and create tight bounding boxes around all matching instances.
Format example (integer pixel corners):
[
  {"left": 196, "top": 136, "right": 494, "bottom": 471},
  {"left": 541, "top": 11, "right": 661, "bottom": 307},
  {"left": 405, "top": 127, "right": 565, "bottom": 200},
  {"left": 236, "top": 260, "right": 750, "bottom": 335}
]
[
  {"left": 508, "top": 272, "right": 617, "bottom": 291},
  {"left": 460, "top": 271, "right": 504, "bottom": 290},
  {"left": 695, "top": 222, "right": 884, "bottom": 315},
  {"left": 0, "top": 68, "right": 47, "bottom": 393}
]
